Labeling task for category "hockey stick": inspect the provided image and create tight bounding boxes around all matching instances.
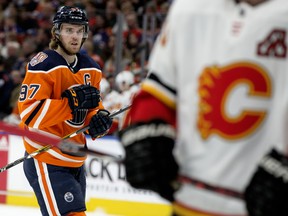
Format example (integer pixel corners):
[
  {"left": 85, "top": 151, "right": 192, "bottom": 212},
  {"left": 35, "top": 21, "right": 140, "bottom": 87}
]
[
  {"left": 0, "top": 105, "right": 131, "bottom": 172},
  {"left": 0, "top": 145, "right": 51, "bottom": 173},
  {"left": 0, "top": 125, "right": 62, "bottom": 173}
]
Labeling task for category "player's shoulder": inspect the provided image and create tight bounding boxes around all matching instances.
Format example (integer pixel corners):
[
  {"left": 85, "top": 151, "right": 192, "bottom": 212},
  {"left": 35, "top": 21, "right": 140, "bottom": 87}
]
[
  {"left": 28, "top": 49, "right": 66, "bottom": 72},
  {"left": 262, "top": 0, "right": 288, "bottom": 20},
  {"left": 77, "top": 52, "right": 102, "bottom": 71},
  {"left": 170, "top": 0, "right": 288, "bottom": 22},
  {"left": 165, "top": 0, "right": 227, "bottom": 32},
  {"left": 170, "top": 0, "right": 226, "bottom": 14}
]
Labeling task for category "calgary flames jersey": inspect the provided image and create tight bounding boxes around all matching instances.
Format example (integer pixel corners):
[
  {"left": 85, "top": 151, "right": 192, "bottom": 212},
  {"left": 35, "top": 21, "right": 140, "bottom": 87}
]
[
  {"left": 128, "top": 0, "right": 288, "bottom": 215},
  {"left": 18, "top": 49, "right": 104, "bottom": 167}
]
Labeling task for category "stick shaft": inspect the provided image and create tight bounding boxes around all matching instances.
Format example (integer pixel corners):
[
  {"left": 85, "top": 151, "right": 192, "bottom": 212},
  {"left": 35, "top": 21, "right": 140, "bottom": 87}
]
[
  {"left": 0, "top": 105, "right": 130, "bottom": 172},
  {"left": 0, "top": 145, "right": 51, "bottom": 173},
  {"left": 62, "top": 104, "right": 131, "bottom": 139}
]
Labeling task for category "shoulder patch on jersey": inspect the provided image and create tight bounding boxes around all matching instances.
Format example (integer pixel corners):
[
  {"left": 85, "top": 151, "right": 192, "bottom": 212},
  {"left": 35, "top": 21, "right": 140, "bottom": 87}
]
[{"left": 30, "top": 52, "right": 48, "bottom": 67}]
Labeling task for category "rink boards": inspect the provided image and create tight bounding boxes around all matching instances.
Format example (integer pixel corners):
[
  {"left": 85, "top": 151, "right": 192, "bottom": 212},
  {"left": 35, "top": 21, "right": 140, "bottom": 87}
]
[{"left": 0, "top": 133, "right": 172, "bottom": 216}]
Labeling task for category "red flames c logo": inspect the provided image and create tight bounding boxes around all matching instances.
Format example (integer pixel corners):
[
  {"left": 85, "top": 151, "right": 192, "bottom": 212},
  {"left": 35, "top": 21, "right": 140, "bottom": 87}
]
[{"left": 197, "top": 62, "right": 272, "bottom": 140}]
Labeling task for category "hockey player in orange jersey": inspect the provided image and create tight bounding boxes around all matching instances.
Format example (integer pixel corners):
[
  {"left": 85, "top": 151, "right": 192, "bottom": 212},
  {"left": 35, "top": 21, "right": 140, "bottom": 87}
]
[{"left": 18, "top": 6, "right": 112, "bottom": 216}]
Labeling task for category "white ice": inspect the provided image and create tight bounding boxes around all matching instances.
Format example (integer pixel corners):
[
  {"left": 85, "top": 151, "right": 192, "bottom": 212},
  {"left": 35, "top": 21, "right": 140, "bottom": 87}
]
[{"left": 0, "top": 204, "right": 118, "bottom": 216}]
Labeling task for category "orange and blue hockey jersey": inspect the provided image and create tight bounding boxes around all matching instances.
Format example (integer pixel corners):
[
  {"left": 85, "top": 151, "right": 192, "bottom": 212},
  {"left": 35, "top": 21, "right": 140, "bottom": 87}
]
[{"left": 18, "top": 49, "right": 104, "bottom": 167}]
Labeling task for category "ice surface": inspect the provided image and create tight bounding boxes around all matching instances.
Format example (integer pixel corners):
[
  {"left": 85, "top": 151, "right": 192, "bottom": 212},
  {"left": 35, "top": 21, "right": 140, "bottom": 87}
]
[{"left": 0, "top": 204, "right": 118, "bottom": 216}]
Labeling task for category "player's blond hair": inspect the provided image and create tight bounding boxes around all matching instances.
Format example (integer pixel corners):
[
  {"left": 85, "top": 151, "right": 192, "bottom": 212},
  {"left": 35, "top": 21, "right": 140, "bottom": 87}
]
[{"left": 49, "top": 26, "right": 58, "bottom": 50}]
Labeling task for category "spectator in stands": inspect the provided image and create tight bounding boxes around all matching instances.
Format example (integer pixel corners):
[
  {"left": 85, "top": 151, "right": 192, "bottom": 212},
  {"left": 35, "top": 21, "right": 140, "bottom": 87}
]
[
  {"left": 105, "top": 0, "right": 118, "bottom": 34},
  {"left": 1, "top": 40, "right": 21, "bottom": 72},
  {"left": 3, "top": 69, "right": 24, "bottom": 125},
  {"left": 0, "top": 0, "right": 171, "bottom": 120},
  {"left": 0, "top": 55, "right": 14, "bottom": 118},
  {"left": 91, "top": 13, "right": 110, "bottom": 58}
]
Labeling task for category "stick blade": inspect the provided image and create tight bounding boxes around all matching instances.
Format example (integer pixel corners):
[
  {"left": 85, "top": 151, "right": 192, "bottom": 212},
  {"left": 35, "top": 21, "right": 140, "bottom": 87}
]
[
  {"left": 0, "top": 121, "right": 122, "bottom": 162},
  {"left": 0, "top": 121, "right": 61, "bottom": 146},
  {"left": 59, "top": 141, "right": 122, "bottom": 162}
]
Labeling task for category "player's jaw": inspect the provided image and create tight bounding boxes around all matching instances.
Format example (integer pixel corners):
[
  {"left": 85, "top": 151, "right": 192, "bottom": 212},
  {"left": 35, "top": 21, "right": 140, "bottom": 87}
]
[
  {"left": 62, "top": 40, "right": 81, "bottom": 55},
  {"left": 69, "top": 41, "right": 81, "bottom": 54}
]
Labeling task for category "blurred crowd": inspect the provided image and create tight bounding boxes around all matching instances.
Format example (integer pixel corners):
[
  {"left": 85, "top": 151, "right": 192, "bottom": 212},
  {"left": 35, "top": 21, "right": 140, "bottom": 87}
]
[{"left": 0, "top": 0, "right": 171, "bottom": 126}]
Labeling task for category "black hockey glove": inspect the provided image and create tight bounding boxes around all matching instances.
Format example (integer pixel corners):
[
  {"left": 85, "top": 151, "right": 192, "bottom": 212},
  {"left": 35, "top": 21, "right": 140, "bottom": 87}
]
[
  {"left": 88, "top": 109, "right": 113, "bottom": 139},
  {"left": 119, "top": 120, "right": 179, "bottom": 202},
  {"left": 244, "top": 148, "right": 288, "bottom": 216},
  {"left": 62, "top": 85, "right": 100, "bottom": 114}
]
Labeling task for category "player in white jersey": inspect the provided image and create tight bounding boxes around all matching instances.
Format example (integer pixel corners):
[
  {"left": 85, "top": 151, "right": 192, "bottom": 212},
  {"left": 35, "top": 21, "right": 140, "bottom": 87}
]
[
  {"left": 119, "top": 0, "right": 288, "bottom": 215},
  {"left": 115, "top": 70, "right": 139, "bottom": 128}
]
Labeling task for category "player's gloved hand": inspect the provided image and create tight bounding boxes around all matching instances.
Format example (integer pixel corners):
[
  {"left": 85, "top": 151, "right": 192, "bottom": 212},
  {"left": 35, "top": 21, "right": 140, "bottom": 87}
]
[
  {"left": 119, "top": 120, "right": 179, "bottom": 202},
  {"left": 88, "top": 109, "right": 113, "bottom": 139},
  {"left": 244, "top": 148, "right": 288, "bottom": 216},
  {"left": 62, "top": 85, "right": 100, "bottom": 114}
]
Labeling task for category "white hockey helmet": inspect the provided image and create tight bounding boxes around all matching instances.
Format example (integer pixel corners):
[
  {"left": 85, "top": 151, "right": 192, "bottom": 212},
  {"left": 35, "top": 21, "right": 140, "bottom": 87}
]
[
  {"left": 115, "top": 70, "right": 135, "bottom": 92},
  {"left": 100, "top": 77, "right": 110, "bottom": 97}
]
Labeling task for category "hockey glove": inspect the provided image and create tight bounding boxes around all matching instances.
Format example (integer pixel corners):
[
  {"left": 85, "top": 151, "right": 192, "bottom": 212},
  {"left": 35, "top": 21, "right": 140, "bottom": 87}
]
[
  {"left": 88, "top": 109, "right": 113, "bottom": 139},
  {"left": 62, "top": 85, "right": 100, "bottom": 114},
  {"left": 244, "top": 148, "right": 288, "bottom": 216},
  {"left": 119, "top": 120, "right": 179, "bottom": 202}
]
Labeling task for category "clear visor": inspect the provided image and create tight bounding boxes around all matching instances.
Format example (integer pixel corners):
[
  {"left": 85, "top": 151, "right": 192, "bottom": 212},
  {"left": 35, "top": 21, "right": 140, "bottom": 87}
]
[{"left": 55, "top": 23, "right": 89, "bottom": 39}]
